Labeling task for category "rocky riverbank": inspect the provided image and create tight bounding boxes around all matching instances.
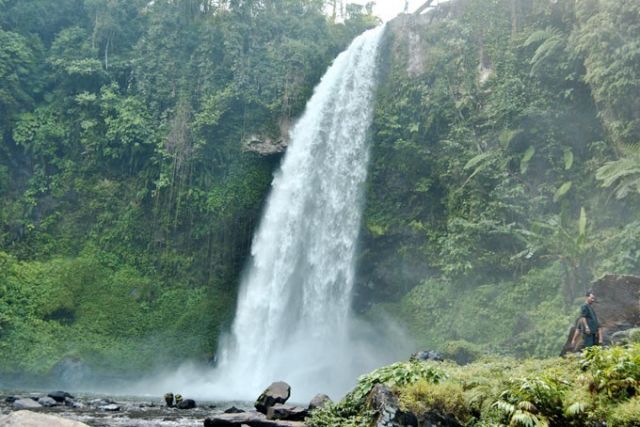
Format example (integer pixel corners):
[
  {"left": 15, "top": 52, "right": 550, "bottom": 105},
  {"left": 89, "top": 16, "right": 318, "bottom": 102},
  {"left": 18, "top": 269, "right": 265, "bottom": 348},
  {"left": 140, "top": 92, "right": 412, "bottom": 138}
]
[
  {"left": 0, "top": 381, "right": 332, "bottom": 427},
  {"left": 0, "top": 391, "right": 231, "bottom": 426}
]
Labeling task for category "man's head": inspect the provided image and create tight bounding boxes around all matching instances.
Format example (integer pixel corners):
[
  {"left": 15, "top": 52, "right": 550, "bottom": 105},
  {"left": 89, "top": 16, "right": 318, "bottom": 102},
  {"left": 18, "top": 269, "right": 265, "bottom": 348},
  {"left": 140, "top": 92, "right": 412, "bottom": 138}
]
[{"left": 586, "top": 290, "right": 596, "bottom": 304}]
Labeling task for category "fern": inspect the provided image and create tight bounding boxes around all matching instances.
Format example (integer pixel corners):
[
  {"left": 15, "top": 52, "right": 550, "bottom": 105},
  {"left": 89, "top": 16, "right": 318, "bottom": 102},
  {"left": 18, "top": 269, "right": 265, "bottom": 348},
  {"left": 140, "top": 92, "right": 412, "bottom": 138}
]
[
  {"left": 565, "top": 401, "right": 586, "bottom": 416},
  {"left": 522, "top": 27, "right": 566, "bottom": 76}
]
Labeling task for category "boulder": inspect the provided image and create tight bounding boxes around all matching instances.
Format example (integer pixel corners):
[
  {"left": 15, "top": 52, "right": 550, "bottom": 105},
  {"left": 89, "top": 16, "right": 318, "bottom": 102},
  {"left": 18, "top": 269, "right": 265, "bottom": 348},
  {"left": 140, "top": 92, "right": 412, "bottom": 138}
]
[
  {"left": 308, "top": 394, "right": 332, "bottom": 411},
  {"left": 177, "top": 398, "right": 197, "bottom": 409},
  {"left": 592, "top": 275, "right": 640, "bottom": 335},
  {"left": 367, "top": 384, "right": 418, "bottom": 427},
  {"left": 224, "top": 406, "right": 246, "bottom": 413},
  {"left": 48, "top": 390, "right": 74, "bottom": 403},
  {"left": 13, "top": 398, "right": 42, "bottom": 409},
  {"left": 0, "top": 410, "right": 90, "bottom": 427},
  {"left": 561, "top": 274, "right": 640, "bottom": 353},
  {"left": 203, "top": 411, "right": 306, "bottom": 427},
  {"left": 255, "top": 381, "right": 291, "bottom": 414},
  {"left": 38, "top": 396, "right": 59, "bottom": 407},
  {"left": 100, "top": 403, "right": 120, "bottom": 411},
  {"left": 266, "top": 403, "right": 308, "bottom": 421},
  {"left": 610, "top": 327, "right": 640, "bottom": 346},
  {"left": 410, "top": 350, "right": 444, "bottom": 362}
]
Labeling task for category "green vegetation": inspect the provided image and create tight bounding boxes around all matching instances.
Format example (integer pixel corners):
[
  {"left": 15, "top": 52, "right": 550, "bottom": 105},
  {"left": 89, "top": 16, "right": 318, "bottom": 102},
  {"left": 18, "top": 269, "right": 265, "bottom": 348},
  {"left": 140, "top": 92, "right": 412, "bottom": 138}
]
[
  {"left": 357, "top": 0, "right": 640, "bottom": 358},
  {"left": 0, "top": 0, "right": 377, "bottom": 379},
  {"left": 1, "top": 0, "right": 640, "bottom": 385},
  {"left": 309, "top": 345, "right": 640, "bottom": 426}
]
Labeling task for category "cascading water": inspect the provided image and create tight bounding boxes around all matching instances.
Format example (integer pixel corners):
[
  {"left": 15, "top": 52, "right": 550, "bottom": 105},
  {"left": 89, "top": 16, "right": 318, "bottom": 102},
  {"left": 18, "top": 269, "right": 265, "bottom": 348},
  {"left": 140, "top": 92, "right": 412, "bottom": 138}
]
[{"left": 215, "top": 24, "right": 388, "bottom": 401}]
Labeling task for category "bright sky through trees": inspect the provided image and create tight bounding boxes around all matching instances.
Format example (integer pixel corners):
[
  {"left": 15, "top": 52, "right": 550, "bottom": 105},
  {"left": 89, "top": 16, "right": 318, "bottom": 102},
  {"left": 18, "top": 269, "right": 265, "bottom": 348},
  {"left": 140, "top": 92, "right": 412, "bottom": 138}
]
[{"left": 350, "top": 0, "right": 443, "bottom": 22}]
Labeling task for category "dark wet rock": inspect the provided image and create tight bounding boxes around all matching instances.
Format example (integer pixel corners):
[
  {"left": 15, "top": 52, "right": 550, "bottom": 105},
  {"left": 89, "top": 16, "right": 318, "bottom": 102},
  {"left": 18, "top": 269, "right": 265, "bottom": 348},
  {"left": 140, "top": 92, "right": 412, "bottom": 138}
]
[
  {"left": 419, "top": 411, "right": 462, "bottom": 427},
  {"left": 48, "top": 390, "right": 74, "bottom": 402},
  {"left": 164, "top": 392, "right": 175, "bottom": 407},
  {"left": 4, "top": 395, "right": 18, "bottom": 403},
  {"left": 65, "top": 396, "right": 79, "bottom": 407},
  {"left": 266, "top": 403, "right": 308, "bottom": 421},
  {"left": 70, "top": 400, "right": 85, "bottom": 409},
  {"left": 0, "top": 410, "right": 90, "bottom": 427},
  {"left": 100, "top": 403, "right": 121, "bottom": 411},
  {"left": 38, "top": 396, "right": 59, "bottom": 407},
  {"left": 13, "top": 398, "right": 43, "bottom": 409},
  {"left": 177, "top": 398, "right": 197, "bottom": 409},
  {"left": 203, "top": 411, "right": 306, "bottom": 426},
  {"left": 255, "top": 381, "right": 291, "bottom": 414},
  {"left": 367, "top": 384, "right": 418, "bottom": 427},
  {"left": 410, "top": 350, "right": 444, "bottom": 362},
  {"left": 308, "top": 394, "right": 332, "bottom": 411},
  {"left": 224, "top": 406, "right": 246, "bottom": 413}
]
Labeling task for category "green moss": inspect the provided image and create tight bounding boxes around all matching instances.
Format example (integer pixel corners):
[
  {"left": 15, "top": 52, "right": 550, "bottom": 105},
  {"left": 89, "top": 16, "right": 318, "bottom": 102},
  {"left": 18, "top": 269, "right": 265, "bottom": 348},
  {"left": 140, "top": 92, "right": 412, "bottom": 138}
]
[{"left": 399, "top": 380, "right": 470, "bottom": 424}]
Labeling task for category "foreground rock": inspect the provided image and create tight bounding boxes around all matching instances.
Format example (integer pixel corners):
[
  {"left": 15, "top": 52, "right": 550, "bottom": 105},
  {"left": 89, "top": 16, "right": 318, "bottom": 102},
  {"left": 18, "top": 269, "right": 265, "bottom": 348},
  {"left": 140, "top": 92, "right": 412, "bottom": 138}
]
[
  {"left": 203, "top": 411, "right": 306, "bottom": 427},
  {"left": 0, "top": 410, "right": 90, "bottom": 427},
  {"left": 13, "top": 398, "right": 42, "bottom": 409},
  {"left": 255, "top": 381, "right": 291, "bottom": 414}
]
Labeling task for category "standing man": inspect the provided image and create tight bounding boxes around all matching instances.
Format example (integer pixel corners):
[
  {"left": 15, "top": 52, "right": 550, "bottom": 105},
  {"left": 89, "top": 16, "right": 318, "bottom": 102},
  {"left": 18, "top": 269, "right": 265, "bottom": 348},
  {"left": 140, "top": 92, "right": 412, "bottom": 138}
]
[{"left": 572, "top": 290, "right": 602, "bottom": 349}]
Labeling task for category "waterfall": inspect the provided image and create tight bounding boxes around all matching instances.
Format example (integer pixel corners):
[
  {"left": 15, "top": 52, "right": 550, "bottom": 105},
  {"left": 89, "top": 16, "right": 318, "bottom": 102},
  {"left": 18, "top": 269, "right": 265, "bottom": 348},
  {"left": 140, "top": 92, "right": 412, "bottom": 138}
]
[{"left": 215, "top": 24, "right": 387, "bottom": 401}]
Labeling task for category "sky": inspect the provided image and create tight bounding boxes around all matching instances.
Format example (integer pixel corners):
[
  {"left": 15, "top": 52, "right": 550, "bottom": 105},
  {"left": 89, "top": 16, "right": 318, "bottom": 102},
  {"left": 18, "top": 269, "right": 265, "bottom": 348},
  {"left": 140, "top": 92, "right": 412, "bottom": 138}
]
[{"left": 350, "top": 0, "right": 441, "bottom": 22}]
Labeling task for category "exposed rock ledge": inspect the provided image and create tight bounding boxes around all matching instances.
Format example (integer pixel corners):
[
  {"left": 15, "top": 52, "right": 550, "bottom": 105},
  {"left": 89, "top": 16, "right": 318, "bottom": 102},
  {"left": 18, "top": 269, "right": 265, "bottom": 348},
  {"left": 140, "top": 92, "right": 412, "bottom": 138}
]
[{"left": 242, "top": 119, "right": 291, "bottom": 155}]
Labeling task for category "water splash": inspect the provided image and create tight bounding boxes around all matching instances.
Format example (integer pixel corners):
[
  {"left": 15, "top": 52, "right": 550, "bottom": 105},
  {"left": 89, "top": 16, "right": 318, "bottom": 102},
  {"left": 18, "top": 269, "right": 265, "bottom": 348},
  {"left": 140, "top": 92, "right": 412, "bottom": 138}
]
[{"left": 213, "top": 24, "right": 389, "bottom": 401}]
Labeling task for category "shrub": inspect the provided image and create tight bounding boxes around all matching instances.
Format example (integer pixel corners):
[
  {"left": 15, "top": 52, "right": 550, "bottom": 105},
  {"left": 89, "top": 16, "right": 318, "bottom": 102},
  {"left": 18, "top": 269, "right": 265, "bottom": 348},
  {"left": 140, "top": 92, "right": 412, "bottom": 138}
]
[
  {"left": 608, "top": 397, "right": 640, "bottom": 427},
  {"left": 581, "top": 345, "right": 640, "bottom": 401},
  {"left": 493, "top": 375, "right": 569, "bottom": 426},
  {"left": 399, "top": 380, "right": 470, "bottom": 424},
  {"left": 442, "top": 340, "right": 482, "bottom": 365}
]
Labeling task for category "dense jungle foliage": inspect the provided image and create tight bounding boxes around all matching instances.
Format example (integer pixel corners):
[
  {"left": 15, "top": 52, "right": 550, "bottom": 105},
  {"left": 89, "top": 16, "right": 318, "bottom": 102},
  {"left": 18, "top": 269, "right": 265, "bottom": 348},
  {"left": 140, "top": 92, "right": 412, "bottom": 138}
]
[
  {"left": 308, "top": 343, "right": 640, "bottom": 426},
  {"left": 0, "top": 0, "right": 376, "bottom": 381},
  {"left": 357, "top": 0, "right": 640, "bottom": 359},
  {"left": 1, "top": 0, "right": 640, "bottom": 384}
]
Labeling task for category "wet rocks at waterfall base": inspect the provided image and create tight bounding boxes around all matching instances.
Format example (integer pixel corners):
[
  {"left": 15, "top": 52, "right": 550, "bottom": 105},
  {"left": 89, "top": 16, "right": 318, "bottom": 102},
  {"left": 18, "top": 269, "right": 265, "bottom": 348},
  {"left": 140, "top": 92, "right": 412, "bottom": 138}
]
[
  {"left": 254, "top": 381, "right": 292, "bottom": 414},
  {"left": 205, "top": 381, "right": 314, "bottom": 426},
  {"left": 0, "top": 390, "right": 209, "bottom": 426}
]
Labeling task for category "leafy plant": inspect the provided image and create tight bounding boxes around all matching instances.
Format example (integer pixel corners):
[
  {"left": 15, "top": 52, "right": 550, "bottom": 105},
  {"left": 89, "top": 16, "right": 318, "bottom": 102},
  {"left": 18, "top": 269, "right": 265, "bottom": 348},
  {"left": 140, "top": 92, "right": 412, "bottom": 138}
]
[{"left": 581, "top": 345, "right": 640, "bottom": 401}]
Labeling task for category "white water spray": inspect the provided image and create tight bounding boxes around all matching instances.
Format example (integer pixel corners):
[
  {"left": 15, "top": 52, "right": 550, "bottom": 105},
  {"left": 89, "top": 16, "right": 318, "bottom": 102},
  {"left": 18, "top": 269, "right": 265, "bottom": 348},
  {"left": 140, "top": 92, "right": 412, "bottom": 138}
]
[{"left": 213, "top": 25, "right": 388, "bottom": 401}]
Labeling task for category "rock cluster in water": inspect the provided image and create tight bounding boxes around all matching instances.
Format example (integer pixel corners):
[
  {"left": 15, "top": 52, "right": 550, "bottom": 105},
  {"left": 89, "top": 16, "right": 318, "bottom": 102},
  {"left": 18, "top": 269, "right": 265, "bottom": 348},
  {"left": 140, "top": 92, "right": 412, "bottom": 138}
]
[{"left": 205, "top": 381, "right": 332, "bottom": 427}]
